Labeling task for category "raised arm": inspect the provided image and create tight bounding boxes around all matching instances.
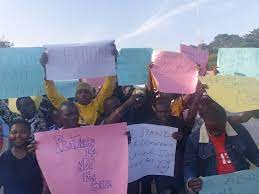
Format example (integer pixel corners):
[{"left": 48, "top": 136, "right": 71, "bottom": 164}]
[
  {"left": 45, "top": 80, "right": 67, "bottom": 109},
  {"left": 186, "top": 89, "right": 204, "bottom": 127},
  {"left": 92, "top": 76, "right": 116, "bottom": 114},
  {"left": 103, "top": 95, "right": 137, "bottom": 124},
  {"left": 40, "top": 52, "right": 67, "bottom": 109}
]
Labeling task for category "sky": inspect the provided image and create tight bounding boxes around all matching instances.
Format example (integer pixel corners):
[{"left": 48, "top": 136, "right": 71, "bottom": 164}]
[{"left": 0, "top": 0, "right": 258, "bottom": 51}]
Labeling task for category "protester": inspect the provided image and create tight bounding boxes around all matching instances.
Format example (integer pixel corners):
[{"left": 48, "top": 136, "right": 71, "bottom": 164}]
[
  {"left": 58, "top": 101, "right": 81, "bottom": 129},
  {"left": 141, "top": 99, "right": 189, "bottom": 194},
  {"left": 123, "top": 88, "right": 154, "bottom": 125},
  {"left": 114, "top": 85, "right": 135, "bottom": 103},
  {"left": 47, "top": 108, "right": 61, "bottom": 130},
  {"left": 0, "top": 98, "right": 47, "bottom": 134},
  {"left": 184, "top": 102, "right": 259, "bottom": 193},
  {"left": 96, "top": 96, "right": 126, "bottom": 124},
  {"left": 40, "top": 53, "right": 117, "bottom": 126},
  {"left": 96, "top": 89, "right": 150, "bottom": 125},
  {"left": 38, "top": 95, "right": 60, "bottom": 129},
  {"left": 184, "top": 85, "right": 209, "bottom": 131},
  {"left": 0, "top": 119, "right": 47, "bottom": 194},
  {"left": 16, "top": 97, "right": 47, "bottom": 133}
]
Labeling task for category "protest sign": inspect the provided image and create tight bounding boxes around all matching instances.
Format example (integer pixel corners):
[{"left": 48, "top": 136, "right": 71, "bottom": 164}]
[
  {"left": 200, "top": 168, "right": 259, "bottom": 194},
  {"left": 199, "top": 75, "right": 259, "bottom": 112},
  {"left": 128, "top": 124, "right": 178, "bottom": 183},
  {"left": 151, "top": 51, "right": 198, "bottom": 94},
  {"left": 180, "top": 44, "right": 209, "bottom": 75},
  {"left": 81, "top": 77, "right": 105, "bottom": 88},
  {"left": 242, "top": 118, "right": 259, "bottom": 146},
  {"left": 0, "top": 47, "right": 45, "bottom": 99},
  {"left": 8, "top": 80, "right": 77, "bottom": 113},
  {"left": 217, "top": 48, "right": 259, "bottom": 77},
  {"left": 45, "top": 40, "right": 116, "bottom": 80},
  {"left": 117, "top": 48, "right": 153, "bottom": 85},
  {"left": 35, "top": 123, "right": 128, "bottom": 194}
]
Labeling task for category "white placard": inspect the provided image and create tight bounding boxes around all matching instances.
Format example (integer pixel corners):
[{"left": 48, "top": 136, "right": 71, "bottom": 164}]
[
  {"left": 128, "top": 124, "right": 178, "bottom": 183},
  {"left": 45, "top": 40, "right": 116, "bottom": 80},
  {"left": 242, "top": 118, "right": 259, "bottom": 146}
]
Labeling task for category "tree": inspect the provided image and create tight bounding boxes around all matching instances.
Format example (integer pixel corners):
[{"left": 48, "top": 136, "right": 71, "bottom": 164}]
[
  {"left": 0, "top": 40, "right": 13, "bottom": 48},
  {"left": 198, "top": 28, "right": 259, "bottom": 67},
  {"left": 243, "top": 29, "right": 259, "bottom": 47}
]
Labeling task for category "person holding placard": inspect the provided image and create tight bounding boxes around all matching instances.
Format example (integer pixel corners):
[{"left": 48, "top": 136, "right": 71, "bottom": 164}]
[
  {"left": 27, "top": 101, "right": 81, "bottom": 153},
  {"left": 140, "top": 99, "right": 189, "bottom": 194},
  {"left": 0, "top": 119, "right": 49, "bottom": 194},
  {"left": 184, "top": 102, "right": 259, "bottom": 193},
  {"left": 40, "top": 53, "right": 116, "bottom": 126}
]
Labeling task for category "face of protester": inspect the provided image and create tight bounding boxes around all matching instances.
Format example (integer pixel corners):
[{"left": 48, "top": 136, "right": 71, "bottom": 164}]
[
  {"left": 122, "top": 86, "right": 134, "bottom": 99},
  {"left": 133, "top": 94, "right": 146, "bottom": 109},
  {"left": 9, "top": 123, "right": 30, "bottom": 148},
  {"left": 76, "top": 89, "right": 93, "bottom": 105},
  {"left": 51, "top": 109, "right": 62, "bottom": 126},
  {"left": 155, "top": 103, "right": 171, "bottom": 122},
  {"left": 198, "top": 97, "right": 213, "bottom": 117},
  {"left": 204, "top": 117, "right": 226, "bottom": 136},
  {"left": 17, "top": 98, "right": 36, "bottom": 119},
  {"left": 104, "top": 97, "right": 121, "bottom": 116},
  {"left": 59, "top": 104, "right": 80, "bottom": 129}
]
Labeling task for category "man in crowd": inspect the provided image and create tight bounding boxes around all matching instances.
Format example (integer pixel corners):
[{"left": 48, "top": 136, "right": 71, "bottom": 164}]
[
  {"left": 27, "top": 101, "right": 81, "bottom": 153},
  {"left": 141, "top": 99, "right": 189, "bottom": 194},
  {"left": 184, "top": 102, "right": 259, "bottom": 193},
  {"left": 96, "top": 88, "right": 150, "bottom": 125},
  {"left": 0, "top": 97, "right": 47, "bottom": 134},
  {"left": 58, "top": 101, "right": 81, "bottom": 129}
]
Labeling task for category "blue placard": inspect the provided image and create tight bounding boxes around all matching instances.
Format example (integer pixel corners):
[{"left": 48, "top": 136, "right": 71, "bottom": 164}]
[
  {"left": 55, "top": 80, "right": 78, "bottom": 98},
  {"left": 200, "top": 168, "right": 259, "bottom": 194},
  {"left": 0, "top": 47, "right": 45, "bottom": 99},
  {"left": 0, "top": 47, "right": 80, "bottom": 99},
  {"left": 117, "top": 48, "right": 153, "bottom": 86},
  {"left": 217, "top": 48, "right": 259, "bottom": 77}
]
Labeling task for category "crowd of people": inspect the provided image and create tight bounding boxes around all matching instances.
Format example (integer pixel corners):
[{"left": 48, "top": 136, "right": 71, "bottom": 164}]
[{"left": 0, "top": 51, "right": 259, "bottom": 194}]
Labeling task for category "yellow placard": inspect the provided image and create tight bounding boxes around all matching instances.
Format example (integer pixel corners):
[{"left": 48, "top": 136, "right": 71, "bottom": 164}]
[{"left": 199, "top": 75, "right": 259, "bottom": 112}]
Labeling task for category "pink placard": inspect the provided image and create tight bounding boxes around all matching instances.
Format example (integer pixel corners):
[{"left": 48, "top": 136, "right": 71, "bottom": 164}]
[
  {"left": 180, "top": 44, "right": 209, "bottom": 76},
  {"left": 151, "top": 51, "right": 198, "bottom": 94},
  {"left": 35, "top": 123, "right": 128, "bottom": 194}
]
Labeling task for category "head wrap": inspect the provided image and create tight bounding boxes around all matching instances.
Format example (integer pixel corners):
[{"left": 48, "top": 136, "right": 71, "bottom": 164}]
[{"left": 76, "top": 82, "right": 94, "bottom": 95}]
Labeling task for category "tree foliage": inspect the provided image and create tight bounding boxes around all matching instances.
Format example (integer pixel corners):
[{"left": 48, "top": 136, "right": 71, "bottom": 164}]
[
  {"left": 198, "top": 28, "right": 259, "bottom": 67},
  {"left": 0, "top": 40, "right": 13, "bottom": 48}
]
